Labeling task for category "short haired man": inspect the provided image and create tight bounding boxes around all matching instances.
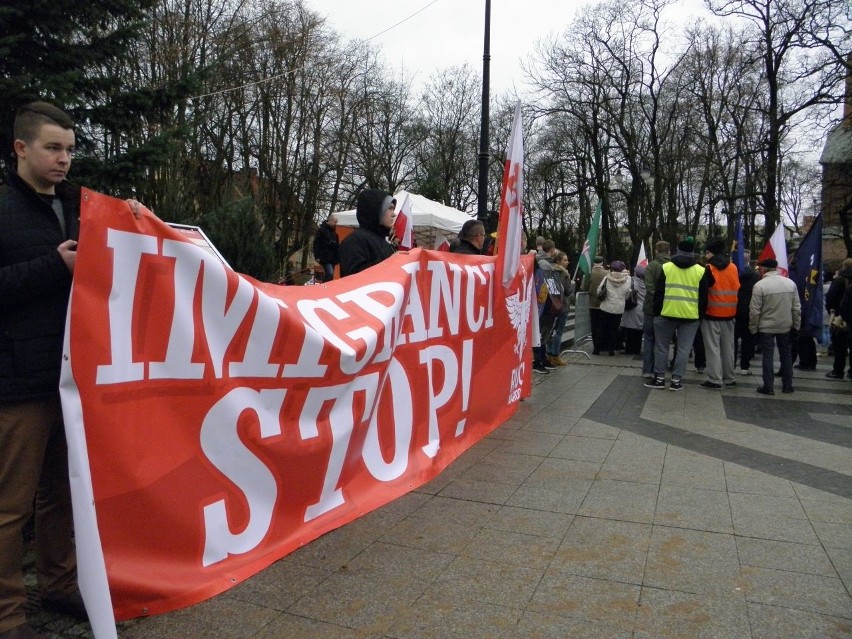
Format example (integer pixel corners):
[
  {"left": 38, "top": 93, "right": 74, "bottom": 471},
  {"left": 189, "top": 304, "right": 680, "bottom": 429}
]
[
  {"left": 1, "top": 101, "right": 88, "bottom": 638},
  {"left": 312, "top": 213, "right": 340, "bottom": 282},
  {"left": 749, "top": 258, "right": 801, "bottom": 395},
  {"left": 451, "top": 220, "right": 485, "bottom": 255}
]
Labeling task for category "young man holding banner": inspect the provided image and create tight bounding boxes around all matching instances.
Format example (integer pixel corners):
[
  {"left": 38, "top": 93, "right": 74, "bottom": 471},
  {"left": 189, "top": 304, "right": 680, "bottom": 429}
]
[{"left": 0, "top": 102, "right": 87, "bottom": 639}]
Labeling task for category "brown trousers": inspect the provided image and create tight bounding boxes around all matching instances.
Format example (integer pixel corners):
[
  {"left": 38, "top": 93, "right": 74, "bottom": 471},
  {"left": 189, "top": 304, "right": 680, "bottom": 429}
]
[{"left": 0, "top": 397, "right": 77, "bottom": 632}]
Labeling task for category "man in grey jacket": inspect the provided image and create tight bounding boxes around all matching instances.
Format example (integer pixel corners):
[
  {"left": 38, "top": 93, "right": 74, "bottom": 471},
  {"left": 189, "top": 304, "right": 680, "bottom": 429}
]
[{"left": 749, "top": 258, "right": 801, "bottom": 395}]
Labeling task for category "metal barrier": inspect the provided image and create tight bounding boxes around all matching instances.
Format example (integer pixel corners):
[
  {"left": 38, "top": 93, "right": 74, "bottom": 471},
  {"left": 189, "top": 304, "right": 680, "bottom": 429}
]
[{"left": 562, "top": 292, "right": 592, "bottom": 359}]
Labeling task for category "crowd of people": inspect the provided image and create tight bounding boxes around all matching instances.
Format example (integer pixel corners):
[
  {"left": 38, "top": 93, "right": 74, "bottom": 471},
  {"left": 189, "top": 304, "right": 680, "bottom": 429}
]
[
  {"left": 571, "top": 236, "right": 852, "bottom": 396},
  {"left": 312, "top": 204, "right": 852, "bottom": 397}
]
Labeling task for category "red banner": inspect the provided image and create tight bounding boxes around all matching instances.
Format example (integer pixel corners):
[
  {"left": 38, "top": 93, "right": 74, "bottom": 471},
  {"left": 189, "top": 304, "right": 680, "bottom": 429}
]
[{"left": 60, "top": 190, "right": 533, "bottom": 628}]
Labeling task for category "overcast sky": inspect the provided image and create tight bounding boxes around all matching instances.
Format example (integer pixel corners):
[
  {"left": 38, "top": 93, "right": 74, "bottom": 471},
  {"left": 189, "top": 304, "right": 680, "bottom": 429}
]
[{"left": 304, "top": 0, "right": 713, "bottom": 94}]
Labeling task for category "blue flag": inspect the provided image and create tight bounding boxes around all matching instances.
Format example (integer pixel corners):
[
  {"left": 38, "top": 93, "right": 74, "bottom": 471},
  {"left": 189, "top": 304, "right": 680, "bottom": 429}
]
[
  {"left": 732, "top": 213, "right": 745, "bottom": 274},
  {"left": 791, "top": 214, "right": 823, "bottom": 334}
]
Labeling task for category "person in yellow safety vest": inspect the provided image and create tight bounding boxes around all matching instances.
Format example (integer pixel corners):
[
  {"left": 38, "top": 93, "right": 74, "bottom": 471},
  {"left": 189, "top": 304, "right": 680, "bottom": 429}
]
[
  {"left": 699, "top": 238, "right": 741, "bottom": 390},
  {"left": 644, "top": 236, "right": 710, "bottom": 391}
]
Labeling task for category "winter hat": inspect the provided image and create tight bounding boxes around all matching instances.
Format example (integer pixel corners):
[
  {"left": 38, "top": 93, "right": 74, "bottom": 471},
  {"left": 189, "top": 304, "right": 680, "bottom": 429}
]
[
  {"left": 705, "top": 238, "right": 725, "bottom": 255},
  {"left": 610, "top": 260, "right": 626, "bottom": 272},
  {"left": 677, "top": 236, "right": 695, "bottom": 253},
  {"left": 758, "top": 258, "right": 778, "bottom": 268},
  {"left": 635, "top": 264, "right": 646, "bottom": 278},
  {"left": 594, "top": 255, "right": 605, "bottom": 264}
]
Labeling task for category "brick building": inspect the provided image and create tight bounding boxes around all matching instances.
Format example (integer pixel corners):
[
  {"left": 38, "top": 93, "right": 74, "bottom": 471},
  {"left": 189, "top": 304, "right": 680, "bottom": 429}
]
[{"left": 818, "top": 54, "right": 852, "bottom": 270}]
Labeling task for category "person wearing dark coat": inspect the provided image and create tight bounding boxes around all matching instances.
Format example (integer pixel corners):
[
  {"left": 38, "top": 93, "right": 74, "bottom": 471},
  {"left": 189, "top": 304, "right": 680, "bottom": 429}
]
[
  {"left": 312, "top": 213, "right": 340, "bottom": 282},
  {"left": 825, "top": 258, "right": 852, "bottom": 380},
  {"left": 450, "top": 220, "right": 485, "bottom": 255},
  {"left": 0, "top": 102, "right": 89, "bottom": 638},
  {"left": 338, "top": 189, "right": 396, "bottom": 277},
  {"left": 735, "top": 254, "right": 760, "bottom": 375}
]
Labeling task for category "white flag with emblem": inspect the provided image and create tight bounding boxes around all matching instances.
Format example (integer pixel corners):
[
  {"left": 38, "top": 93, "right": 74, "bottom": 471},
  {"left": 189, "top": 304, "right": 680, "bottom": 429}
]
[{"left": 496, "top": 102, "right": 524, "bottom": 289}]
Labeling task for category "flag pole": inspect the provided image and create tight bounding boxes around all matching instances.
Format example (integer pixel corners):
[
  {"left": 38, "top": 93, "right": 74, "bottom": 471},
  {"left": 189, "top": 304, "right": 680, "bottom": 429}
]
[{"left": 476, "top": 0, "right": 491, "bottom": 223}]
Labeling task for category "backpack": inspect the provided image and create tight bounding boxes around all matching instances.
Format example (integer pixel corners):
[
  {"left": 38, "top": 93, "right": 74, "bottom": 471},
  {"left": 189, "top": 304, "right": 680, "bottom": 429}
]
[
  {"left": 624, "top": 278, "right": 638, "bottom": 310},
  {"left": 541, "top": 271, "right": 564, "bottom": 317}
]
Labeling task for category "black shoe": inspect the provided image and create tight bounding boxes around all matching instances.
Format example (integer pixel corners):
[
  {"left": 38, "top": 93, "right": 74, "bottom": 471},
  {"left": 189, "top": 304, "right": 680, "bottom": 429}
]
[
  {"left": 794, "top": 364, "right": 815, "bottom": 371},
  {"left": 724, "top": 380, "right": 737, "bottom": 387},
  {"left": 0, "top": 624, "right": 48, "bottom": 639},
  {"left": 532, "top": 362, "right": 550, "bottom": 374},
  {"left": 782, "top": 387, "right": 794, "bottom": 394},
  {"left": 774, "top": 370, "right": 782, "bottom": 377},
  {"left": 669, "top": 379, "right": 684, "bottom": 391},
  {"left": 42, "top": 591, "right": 88, "bottom": 621},
  {"left": 826, "top": 371, "right": 843, "bottom": 379},
  {"left": 699, "top": 381, "right": 722, "bottom": 389},
  {"left": 756, "top": 387, "right": 775, "bottom": 396},
  {"left": 644, "top": 376, "right": 665, "bottom": 389}
]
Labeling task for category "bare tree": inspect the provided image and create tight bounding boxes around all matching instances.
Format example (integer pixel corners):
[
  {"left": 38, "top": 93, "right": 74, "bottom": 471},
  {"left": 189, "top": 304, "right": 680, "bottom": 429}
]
[
  {"left": 413, "top": 65, "right": 481, "bottom": 212},
  {"left": 707, "top": 0, "right": 848, "bottom": 240}
]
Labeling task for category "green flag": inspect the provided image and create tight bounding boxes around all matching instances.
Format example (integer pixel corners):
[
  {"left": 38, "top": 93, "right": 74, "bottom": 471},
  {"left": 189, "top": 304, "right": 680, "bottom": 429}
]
[{"left": 578, "top": 200, "right": 601, "bottom": 276}]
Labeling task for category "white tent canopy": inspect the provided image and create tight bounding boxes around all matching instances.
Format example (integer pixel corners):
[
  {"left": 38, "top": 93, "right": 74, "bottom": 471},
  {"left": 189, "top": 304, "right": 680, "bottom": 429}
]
[{"left": 335, "top": 190, "right": 474, "bottom": 248}]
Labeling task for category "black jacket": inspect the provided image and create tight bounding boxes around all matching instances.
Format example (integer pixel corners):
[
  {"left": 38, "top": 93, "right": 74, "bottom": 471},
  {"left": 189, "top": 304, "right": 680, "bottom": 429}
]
[
  {"left": 339, "top": 189, "right": 396, "bottom": 277},
  {"left": 450, "top": 239, "right": 481, "bottom": 255},
  {"left": 825, "top": 266, "right": 852, "bottom": 314},
  {"left": 312, "top": 221, "right": 339, "bottom": 265},
  {"left": 736, "top": 266, "right": 760, "bottom": 318},
  {"left": 0, "top": 172, "right": 79, "bottom": 403}
]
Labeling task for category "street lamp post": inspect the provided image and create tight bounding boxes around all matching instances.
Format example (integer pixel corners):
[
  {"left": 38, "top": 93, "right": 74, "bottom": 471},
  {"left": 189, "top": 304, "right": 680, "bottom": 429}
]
[{"left": 476, "top": 0, "right": 491, "bottom": 223}]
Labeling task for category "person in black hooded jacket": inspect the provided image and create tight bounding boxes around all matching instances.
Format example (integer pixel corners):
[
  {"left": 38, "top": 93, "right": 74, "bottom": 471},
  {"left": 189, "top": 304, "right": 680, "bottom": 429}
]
[{"left": 339, "top": 189, "right": 396, "bottom": 277}]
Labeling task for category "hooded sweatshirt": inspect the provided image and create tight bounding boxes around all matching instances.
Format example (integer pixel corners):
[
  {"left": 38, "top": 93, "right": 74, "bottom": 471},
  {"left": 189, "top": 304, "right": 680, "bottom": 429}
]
[{"left": 339, "top": 189, "right": 396, "bottom": 277}]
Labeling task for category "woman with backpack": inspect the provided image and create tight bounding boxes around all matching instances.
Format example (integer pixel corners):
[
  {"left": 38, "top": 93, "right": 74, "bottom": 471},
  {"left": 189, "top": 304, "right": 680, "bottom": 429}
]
[{"left": 596, "top": 260, "right": 633, "bottom": 356}]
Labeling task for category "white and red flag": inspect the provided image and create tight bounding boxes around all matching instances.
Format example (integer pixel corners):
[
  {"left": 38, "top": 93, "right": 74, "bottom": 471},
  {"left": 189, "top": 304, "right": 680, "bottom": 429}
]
[
  {"left": 636, "top": 242, "right": 648, "bottom": 269},
  {"left": 393, "top": 193, "right": 414, "bottom": 250},
  {"left": 496, "top": 102, "right": 524, "bottom": 290},
  {"left": 758, "top": 224, "right": 789, "bottom": 277},
  {"left": 60, "top": 189, "right": 534, "bottom": 635},
  {"left": 434, "top": 232, "right": 451, "bottom": 252}
]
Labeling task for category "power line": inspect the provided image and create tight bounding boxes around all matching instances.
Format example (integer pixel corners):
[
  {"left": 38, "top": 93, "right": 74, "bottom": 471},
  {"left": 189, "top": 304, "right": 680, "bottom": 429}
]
[{"left": 187, "top": 0, "right": 441, "bottom": 102}]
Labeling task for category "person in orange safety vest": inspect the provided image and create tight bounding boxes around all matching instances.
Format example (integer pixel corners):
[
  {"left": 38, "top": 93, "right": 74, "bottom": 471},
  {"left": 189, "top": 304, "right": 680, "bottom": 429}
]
[{"left": 699, "top": 238, "right": 741, "bottom": 389}]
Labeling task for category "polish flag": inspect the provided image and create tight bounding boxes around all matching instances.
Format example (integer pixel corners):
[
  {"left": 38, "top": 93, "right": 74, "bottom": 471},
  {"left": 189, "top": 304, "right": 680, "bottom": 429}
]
[
  {"left": 758, "top": 224, "right": 789, "bottom": 277},
  {"left": 636, "top": 243, "right": 648, "bottom": 269},
  {"left": 496, "top": 102, "right": 524, "bottom": 289},
  {"left": 393, "top": 193, "right": 414, "bottom": 250},
  {"left": 434, "top": 232, "right": 451, "bottom": 252}
]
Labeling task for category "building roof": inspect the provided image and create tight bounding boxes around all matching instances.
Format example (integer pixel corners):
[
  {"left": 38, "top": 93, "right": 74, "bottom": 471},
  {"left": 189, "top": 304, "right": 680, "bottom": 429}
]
[{"left": 820, "top": 123, "right": 852, "bottom": 165}]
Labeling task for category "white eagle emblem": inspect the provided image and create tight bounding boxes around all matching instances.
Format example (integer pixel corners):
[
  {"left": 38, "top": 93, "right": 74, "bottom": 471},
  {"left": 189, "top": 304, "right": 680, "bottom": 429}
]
[{"left": 505, "top": 266, "right": 533, "bottom": 357}]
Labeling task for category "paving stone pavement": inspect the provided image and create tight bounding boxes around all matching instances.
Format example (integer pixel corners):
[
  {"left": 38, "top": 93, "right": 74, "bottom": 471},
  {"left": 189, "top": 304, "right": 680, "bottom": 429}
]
[{"left": 28, "top": 352, "right": 852, "bottom": 638}]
